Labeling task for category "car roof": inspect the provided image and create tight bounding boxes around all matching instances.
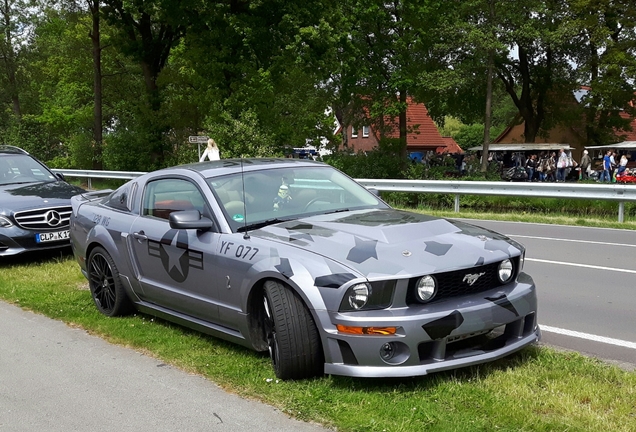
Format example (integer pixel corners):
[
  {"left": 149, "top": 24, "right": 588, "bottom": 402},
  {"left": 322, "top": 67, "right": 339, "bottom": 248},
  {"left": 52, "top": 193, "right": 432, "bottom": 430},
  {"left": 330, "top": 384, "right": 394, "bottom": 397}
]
[
  {"left": 166, "top": 158, "right": 327, "bottom": 178},
  {"left": 0, "top": 145, "right": 30, "bottom": 156}
]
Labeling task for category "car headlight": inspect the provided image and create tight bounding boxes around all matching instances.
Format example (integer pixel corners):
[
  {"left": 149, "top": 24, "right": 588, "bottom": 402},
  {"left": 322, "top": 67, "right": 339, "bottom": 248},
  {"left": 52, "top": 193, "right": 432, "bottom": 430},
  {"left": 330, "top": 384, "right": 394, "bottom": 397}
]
[
  {"left": 0, "top": 216, "right": 13, "bottom": 228},
  {"left": 415, "top": 275, "right": 437, "bottom": 303},
  {"left": 347, "top": 283, "right": 370, "bottom": 310},
  {"left": 498, "top": 259, "right": 513, "bottom": 283},
  {"left": 339, "top": 280, "right": 394, "bottom": 312}
]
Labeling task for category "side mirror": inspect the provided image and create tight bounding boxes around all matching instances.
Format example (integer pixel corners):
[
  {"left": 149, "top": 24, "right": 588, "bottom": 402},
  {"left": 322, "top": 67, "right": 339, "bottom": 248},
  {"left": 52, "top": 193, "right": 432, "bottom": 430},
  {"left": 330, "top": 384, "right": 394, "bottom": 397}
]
[
  {"left": 55, "top": 173, "right": 66, "bottom": 181},
  {"left": 169, "top": 210, "right": 214, "bottom": 232},
  {"left": 368, "top": 188, "right": 380, "bottom": 197}
]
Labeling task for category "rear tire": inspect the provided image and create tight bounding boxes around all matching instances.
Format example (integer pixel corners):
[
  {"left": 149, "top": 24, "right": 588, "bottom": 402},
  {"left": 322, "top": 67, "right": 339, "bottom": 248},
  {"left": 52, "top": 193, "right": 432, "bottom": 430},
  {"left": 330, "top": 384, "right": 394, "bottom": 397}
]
[
  {"left": 262, "top": 280, "right": 324, "bottom": 380},
  {"left": 87, "top": 246, "right": 134, "bottom": 317}
]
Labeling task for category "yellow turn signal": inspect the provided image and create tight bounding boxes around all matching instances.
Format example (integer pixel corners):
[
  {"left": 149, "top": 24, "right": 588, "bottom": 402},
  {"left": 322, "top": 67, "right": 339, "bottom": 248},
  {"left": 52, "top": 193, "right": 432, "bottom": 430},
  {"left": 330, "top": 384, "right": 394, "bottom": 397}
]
[{"left": 336, "top": 325, "right": 397, "bottom": 335}]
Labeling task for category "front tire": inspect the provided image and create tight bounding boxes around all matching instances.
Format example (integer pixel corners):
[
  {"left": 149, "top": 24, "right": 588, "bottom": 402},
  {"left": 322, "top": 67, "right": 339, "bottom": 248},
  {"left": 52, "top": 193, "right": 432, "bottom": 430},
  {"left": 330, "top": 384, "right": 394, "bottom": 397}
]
[
  {"left": 262, "top": 280, "right": 324, "bottom": 380},
  {"left": 87, "top": 246, "right": 133, "bottom": 317}
]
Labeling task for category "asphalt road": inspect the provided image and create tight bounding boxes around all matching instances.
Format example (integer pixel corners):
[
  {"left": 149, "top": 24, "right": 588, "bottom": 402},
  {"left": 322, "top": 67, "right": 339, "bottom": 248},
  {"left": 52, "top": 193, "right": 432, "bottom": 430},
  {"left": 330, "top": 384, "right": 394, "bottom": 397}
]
[
  {"left": 457, "top": 218, "right": 636, "bottom": 370},
  {"left": 0, "top": 301, "right": 329, "bottom": 432}
]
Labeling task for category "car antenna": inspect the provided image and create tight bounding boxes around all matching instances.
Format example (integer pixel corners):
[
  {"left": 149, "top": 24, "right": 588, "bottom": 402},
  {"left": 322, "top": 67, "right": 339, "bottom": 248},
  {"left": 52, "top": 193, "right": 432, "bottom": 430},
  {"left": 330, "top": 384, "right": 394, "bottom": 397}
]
[{"left": 241, "top": 157, "right": 250, "bottom": 239}]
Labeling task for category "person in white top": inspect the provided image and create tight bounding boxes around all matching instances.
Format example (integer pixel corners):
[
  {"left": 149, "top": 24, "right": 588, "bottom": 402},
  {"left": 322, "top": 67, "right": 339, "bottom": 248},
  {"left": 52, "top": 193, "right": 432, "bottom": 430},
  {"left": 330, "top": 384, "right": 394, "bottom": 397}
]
[
  {"left": 199, "top": 138, "right": 220, "bottom": 161},
  {"left": 617, "top": 154, "right": 629, "bottom": 177}
]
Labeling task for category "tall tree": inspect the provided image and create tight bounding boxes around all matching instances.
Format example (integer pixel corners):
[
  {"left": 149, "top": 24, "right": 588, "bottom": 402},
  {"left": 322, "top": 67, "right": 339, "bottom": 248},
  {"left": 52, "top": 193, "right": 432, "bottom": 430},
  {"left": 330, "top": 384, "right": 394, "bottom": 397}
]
[
  {"left": 429, "top": 0, "right": 587, "bottom": 144},
  {"left": 88, "top": 0, "right": 104, "bottom": 169},
  {"left": 101, "top": 0, "right": 188, "bottom": 165},
  {"left": 493, "top": 0, "right": 580, "bottom": 142},
  {"left": 175, "top": 0, "right": 337, "bottom": 152},
  {"left": 333, "top": 0, "right": 447, "bottom": 163},
  {"left": 0, "top": 0, "right": 32, "bottom": 120},
  {"left": 568, "top": 0, "right": 636, "bottom": 145}
]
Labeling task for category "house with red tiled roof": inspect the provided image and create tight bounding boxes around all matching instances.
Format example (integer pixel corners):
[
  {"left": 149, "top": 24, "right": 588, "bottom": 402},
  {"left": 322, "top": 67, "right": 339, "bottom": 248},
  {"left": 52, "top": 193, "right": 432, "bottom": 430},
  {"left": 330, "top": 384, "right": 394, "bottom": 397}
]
[{"left": 337, "top": 97, "right": 462, "bottom": 154}]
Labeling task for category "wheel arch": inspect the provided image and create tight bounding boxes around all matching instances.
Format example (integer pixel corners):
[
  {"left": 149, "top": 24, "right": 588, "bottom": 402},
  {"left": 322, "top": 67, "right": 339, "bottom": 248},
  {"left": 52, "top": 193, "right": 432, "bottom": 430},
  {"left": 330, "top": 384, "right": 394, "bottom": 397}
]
[
  {"left": 85, "top": 224, "right": 119, "bottom": 262},
  {"left": 252, "top": 277, "right": 326, "bottom": 379},
  {"left": 244, "top": 273, "right": 326, "bottom": 354}
]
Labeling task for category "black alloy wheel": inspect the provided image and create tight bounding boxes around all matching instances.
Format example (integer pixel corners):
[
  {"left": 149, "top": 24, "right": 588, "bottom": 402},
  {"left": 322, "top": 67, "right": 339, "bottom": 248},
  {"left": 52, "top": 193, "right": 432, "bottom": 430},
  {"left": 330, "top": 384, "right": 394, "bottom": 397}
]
[{"left": 87, "top": 246, "right": 133, "bottom": 317}]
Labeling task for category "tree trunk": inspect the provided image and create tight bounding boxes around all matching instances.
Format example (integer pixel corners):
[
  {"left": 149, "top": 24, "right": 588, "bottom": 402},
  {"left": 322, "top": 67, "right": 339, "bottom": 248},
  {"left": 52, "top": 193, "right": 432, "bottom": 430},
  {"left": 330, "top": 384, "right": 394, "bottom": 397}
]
[
  {"left": 481, "top": 0, "right": 495, "bottom": 173},
  {"left": 1, "top": 0, "right": 21, "bottom": 120},
  {"left": 399, "top": 90, "right": 408, "bottom": 170},
  {"left": 89, "top": 0, "right": 103, "bottom": 170},
  {"left": 481, "top": 56, "right": 493, "bottom": 173}
]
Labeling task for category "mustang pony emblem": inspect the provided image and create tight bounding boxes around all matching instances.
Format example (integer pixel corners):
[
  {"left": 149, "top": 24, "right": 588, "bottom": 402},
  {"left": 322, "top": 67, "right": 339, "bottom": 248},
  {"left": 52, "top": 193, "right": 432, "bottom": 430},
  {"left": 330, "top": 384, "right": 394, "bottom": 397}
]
[{"left": 463, "top": 272, "right": 486, "bottom": 286}]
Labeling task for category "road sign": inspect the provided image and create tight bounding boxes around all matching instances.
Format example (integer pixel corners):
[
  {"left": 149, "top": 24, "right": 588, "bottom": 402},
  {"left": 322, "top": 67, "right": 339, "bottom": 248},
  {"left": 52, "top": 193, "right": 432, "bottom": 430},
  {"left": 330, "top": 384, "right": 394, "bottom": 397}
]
[{"left": 189, "top": 136, "right": 209, "bottom": 144}]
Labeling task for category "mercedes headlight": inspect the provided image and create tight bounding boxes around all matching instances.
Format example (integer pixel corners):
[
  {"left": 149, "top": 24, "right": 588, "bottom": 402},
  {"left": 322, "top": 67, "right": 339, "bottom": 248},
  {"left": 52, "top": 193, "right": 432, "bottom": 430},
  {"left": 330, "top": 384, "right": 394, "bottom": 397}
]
[
  {"left": 498, "top": 259, "right": 513, "bottom": 283},
  {"left": 0, "top": 216, "right": 13, "bottom": 228},
  {"left": 415, "top": 275, "right": 437, "bottom": 303}
]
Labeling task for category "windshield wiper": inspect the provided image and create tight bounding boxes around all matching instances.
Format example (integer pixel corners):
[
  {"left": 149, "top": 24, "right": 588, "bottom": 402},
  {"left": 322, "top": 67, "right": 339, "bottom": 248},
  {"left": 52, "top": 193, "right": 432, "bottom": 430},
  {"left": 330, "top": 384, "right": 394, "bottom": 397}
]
[
  {"left": 8, "top": 181, "right": 37, "bottom": 185},
  {"left": 325, "top": 208, "right": 350, "bottom": 214},
  {"left": 237, "top": 217, "right": 290, "bottom": 232}
]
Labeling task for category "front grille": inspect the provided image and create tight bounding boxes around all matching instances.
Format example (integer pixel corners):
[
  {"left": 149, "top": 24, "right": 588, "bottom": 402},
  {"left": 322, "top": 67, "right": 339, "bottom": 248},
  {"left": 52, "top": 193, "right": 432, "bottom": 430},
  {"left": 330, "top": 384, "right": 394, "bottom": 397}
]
[
  {"left": 407, "top": 257, "right": 519, "bottom": 305},
  {"left": 14, "top": 206, "right": 72, "bottom": 231}
]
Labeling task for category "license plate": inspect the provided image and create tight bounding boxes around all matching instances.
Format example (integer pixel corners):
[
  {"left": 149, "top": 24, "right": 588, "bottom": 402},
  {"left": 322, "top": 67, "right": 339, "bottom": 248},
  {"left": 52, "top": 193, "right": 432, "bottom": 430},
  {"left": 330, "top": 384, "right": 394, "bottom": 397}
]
[{"left": 36, "top": 230, "right": 70, "bottom": 243}]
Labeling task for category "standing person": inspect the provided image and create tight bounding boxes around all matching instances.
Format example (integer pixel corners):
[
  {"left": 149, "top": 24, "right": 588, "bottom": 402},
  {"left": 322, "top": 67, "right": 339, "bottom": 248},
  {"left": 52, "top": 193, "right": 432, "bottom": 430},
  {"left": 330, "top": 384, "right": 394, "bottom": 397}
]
[
  {"left": 599, "top": 150, "right": 612, "bottom": 182},
  {"left": 579, "top": 150, "right": 592, "bottom": 180},
  {"left": 617, "top": 154, "right": 629, "bottom": 177},
  {"left": 545, "top": 152, "right": 557, "bottom": 182},
  {"left": 525, "top": 154, "right": 537, "bottom": 181},
  {"left": 565, "top": 150, "right": 577, "bottom": 180},
  {"left": 199, "top": 138, "right": 220, "bottom": 161},
  {"left": 556, "top": 148, "right": 568, "bottom": 182},
  {"left": 610, "top": 151, "right": 617, "bottom": 182},
  {"left": 535, "top": 152, "right": 545, "bottom": 181}
]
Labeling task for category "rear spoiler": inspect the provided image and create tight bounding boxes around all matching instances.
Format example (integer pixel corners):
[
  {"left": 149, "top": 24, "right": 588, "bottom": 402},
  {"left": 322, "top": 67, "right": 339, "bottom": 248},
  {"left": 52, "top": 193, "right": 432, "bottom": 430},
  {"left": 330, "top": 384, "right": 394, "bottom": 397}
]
[{"left": 75, "top": 189, "right": 113, "bottom": 203}]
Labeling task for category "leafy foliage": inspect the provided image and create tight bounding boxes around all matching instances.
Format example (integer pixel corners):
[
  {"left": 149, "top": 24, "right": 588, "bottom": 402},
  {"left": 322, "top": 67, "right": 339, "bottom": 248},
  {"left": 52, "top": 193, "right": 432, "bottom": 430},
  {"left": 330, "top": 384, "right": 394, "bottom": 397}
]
[
  {"left": 1, "top": 1, "right": 635, "bottom": 171},
  {"left": 205, "top": 109, "right": 281, "bottom": 159},
  {"left": 326, "top": 147, "right": 405, "bottom": 180},
  {"left": 453, "top": 123, "right": 505, "bottom": 150}
]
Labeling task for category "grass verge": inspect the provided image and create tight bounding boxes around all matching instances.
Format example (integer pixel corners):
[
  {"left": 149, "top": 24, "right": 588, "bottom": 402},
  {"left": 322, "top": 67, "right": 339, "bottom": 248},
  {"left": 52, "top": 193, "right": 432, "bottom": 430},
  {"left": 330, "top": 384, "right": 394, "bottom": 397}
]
[
  {"left": 1, "top": 251, "right": 635, "bottom": 432},
  {"left": 405, "top": 208, "right": 636, "bottom": 231}
]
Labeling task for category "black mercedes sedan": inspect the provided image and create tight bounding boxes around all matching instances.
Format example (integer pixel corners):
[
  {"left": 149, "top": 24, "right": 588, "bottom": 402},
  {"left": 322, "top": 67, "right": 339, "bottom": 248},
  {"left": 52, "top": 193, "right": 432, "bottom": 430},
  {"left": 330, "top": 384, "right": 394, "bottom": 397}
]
[{"left": 0, "top": 145, "right": 85, "bottom": 256}]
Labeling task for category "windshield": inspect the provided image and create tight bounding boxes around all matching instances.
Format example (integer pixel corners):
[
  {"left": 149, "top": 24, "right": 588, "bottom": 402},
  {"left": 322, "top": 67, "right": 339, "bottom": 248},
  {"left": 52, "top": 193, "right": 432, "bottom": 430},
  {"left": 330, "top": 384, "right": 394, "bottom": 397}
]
[
  {"left": 207, "top": 165, "right": 388, "bottom": 232},
  {"left": 0, "top": 154, "right": 57, "bottom": 185}
]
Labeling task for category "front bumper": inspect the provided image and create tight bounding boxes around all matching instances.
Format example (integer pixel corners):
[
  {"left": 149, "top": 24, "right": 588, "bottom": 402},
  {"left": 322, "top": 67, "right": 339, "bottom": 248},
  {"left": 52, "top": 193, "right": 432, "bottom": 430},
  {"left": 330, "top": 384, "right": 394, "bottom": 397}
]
[
  {"left": 0, "top": 227, "right": 71, "bottom": 256},
  {"left": 319, "top": 275, "right": 539, "bottom": 378}
]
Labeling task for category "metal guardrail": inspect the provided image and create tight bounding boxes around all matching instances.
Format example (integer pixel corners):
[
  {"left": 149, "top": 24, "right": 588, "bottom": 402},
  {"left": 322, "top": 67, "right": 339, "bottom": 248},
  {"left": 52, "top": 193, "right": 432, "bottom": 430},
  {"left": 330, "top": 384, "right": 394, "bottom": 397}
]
[
  {"left": 356, "top": 179, "right": 636, "bottom": 222},
  {"left": 53, "top": 169, "right": 636, "bottom": 223},
  {"left": 53, "top": 169, "right": 145, "bottom": 190}
]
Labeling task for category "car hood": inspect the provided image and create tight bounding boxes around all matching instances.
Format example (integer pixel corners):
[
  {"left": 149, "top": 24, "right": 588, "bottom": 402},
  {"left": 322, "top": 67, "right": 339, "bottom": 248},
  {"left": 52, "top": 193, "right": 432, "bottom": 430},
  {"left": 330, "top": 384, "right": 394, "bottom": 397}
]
[
  {"left": 251, "top": 209, "right": 523, "bottom": 279},
  {"left": 0, "top": 181, "right": 86, "bottom": 213}
]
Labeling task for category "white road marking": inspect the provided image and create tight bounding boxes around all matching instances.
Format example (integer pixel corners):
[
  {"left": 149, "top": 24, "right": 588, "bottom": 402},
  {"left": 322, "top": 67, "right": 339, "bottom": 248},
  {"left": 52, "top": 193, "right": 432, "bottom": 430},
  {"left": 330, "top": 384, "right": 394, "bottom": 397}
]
[
  {"left": 525, "top": 258, "right": 636, "bottom": 274},
  {"left": 541, "top": 325, "right": 636, "bottom": 350},
  {"left": 510, "top": 234, "right": 636, "bottom": 248}
]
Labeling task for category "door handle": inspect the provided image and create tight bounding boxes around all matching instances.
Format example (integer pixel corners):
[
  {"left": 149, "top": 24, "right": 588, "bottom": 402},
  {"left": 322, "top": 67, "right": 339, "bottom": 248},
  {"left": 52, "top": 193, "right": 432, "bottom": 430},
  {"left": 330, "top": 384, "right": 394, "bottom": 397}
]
[{"left": 133, "top": 231, "right": 148, "bottom": 241}]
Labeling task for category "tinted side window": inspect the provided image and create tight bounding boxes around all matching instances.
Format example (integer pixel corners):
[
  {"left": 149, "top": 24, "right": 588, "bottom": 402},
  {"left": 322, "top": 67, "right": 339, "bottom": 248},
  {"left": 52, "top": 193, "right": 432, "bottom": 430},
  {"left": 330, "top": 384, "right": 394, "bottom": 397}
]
[
  {"left": 142, "top": 179, "right": 207, "bottom": 220},
  {"left": 105, "top": 185, "right": 132, "bottom": 212}
]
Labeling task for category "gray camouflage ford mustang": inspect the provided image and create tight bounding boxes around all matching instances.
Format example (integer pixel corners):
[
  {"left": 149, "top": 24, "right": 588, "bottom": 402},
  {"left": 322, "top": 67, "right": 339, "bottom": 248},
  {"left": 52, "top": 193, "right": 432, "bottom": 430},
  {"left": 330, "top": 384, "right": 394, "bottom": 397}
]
[{"left": 69, "top": 158, "right": 540, "bottom": 379}]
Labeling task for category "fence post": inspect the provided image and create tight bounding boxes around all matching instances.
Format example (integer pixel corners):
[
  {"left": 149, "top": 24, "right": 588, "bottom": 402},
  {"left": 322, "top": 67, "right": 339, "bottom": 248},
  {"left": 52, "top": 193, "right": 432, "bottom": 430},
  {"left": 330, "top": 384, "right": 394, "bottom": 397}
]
[
  {"left": 618, "top": 202, "right": 625, "bottom": 223},
  {"left": 454, "top": 194, "right": 460, "bottom": 212}
]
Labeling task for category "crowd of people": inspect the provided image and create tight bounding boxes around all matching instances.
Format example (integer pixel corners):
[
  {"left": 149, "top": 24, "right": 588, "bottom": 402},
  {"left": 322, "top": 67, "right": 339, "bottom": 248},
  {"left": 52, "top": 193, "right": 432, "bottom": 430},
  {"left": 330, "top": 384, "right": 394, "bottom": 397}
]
[
  {"left": 508, "top": 148, "right": 582, "bottom": 182},
  {"left": 495, "top": 148, "right": 634, "bottom": 182}
]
